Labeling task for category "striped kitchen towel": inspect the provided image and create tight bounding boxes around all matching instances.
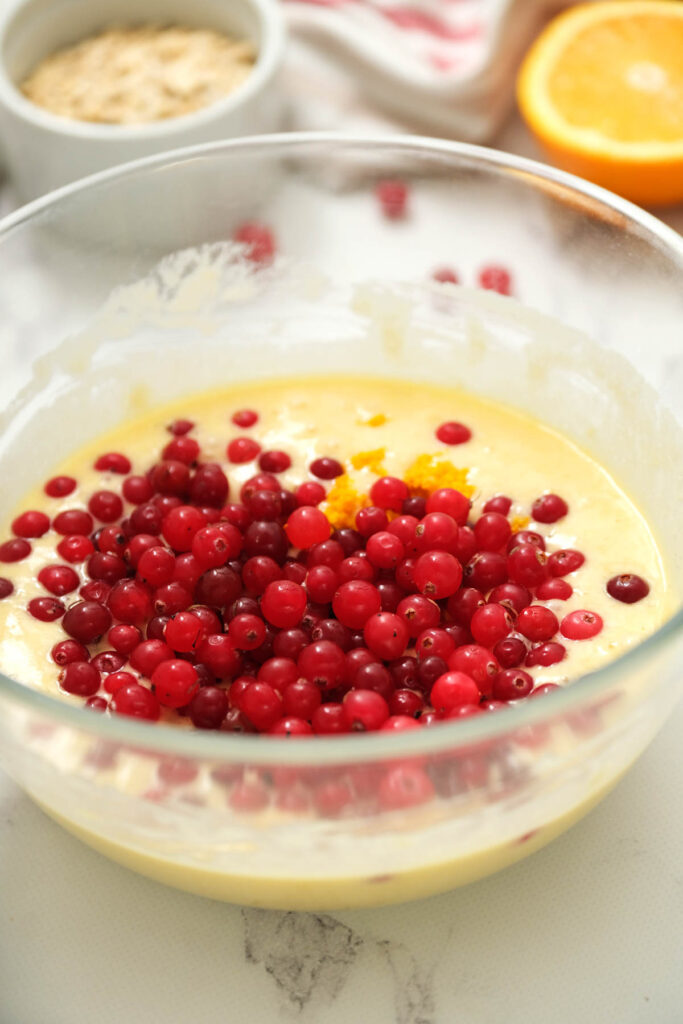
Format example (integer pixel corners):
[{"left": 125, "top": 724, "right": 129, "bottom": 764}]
[{"left": 282, "top": 0, "right": 578, "bottom": 140}]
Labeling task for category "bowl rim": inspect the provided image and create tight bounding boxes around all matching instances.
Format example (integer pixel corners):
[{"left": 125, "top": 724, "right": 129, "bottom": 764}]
[
  {"left": 0, "top": 0, "right": 286, "bottom": 139},
  {"left": 0, "top": 130, "right": 681, "bottom": 766}
]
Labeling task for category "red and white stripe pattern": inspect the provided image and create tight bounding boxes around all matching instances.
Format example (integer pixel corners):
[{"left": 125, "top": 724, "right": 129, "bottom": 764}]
[{"left": 281, "top": 0, "right": 577, "bottom": 140}]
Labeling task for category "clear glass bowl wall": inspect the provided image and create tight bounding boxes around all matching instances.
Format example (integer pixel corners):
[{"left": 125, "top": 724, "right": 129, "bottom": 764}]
[{"left": 0, "top": 135, "right": 682, "bottom": 910}]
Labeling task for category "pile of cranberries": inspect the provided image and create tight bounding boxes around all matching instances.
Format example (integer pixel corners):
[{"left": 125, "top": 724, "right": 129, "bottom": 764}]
[{"left": 0, "top": 407, "right": 651, "bottom": 739}]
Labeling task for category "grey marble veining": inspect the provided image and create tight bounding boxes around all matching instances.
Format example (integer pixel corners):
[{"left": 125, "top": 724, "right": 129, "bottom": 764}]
[{"left": 241, "top": 908, "right": 439, "bottom": 1023}]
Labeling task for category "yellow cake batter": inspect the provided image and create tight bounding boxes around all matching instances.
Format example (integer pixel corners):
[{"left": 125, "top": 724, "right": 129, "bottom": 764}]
[{"left": 0, "top": 376, "right": 674, "bottom": 907}]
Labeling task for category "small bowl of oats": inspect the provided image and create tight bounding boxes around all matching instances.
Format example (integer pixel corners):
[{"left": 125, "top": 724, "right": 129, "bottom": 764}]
[{"left": 0, "top": 0, "right": 286, "bottom": 201}]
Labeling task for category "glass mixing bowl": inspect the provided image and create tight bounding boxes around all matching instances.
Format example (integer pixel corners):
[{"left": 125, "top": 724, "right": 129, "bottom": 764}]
[{"left": 0, "top": 134, "right": 682, "bottom": 910}]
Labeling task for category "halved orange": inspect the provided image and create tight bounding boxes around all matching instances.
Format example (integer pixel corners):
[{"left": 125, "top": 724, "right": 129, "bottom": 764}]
[{"left": 517, "top": 1, "right": 683, "bottom": 207}]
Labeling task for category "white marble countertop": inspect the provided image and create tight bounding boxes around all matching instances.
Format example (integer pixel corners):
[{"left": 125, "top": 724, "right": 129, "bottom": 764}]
[{"left": 1, "top": 78, "right": 682, "bottom": 1024}]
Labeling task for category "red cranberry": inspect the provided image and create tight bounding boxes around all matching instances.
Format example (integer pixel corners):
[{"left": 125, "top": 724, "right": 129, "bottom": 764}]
[
  {"left": 59, "top": 661, "right": 100, "bottom": 696},
  {"left": 536, "top": 578, "right": 573, "bottom": 601},
  {"left": 426, "top": 488, "right": 470, "bottom": 525},
  {"left": 87, "top": 552, "right": 127, "bottom": 584},
  {"left": 258, "top": 450, "right": 291, "bottom": 474},
  {"left": 508, "top": 530, "right": 546, "bottom": 553},
  {"left": 516, "top": 605, "right": 559, "bottom": 642},
  {"left": 44, "top": 475, "right": 76, "bottom": 498},
  {"left": 492, "top": 668, "right": 533, "bottom": 701},
  {"left": 343, "top": 689, "right": 389, "bottom": 732},
  {"left": 464, "top": 551, "right": 508, "bottom": 592},
  {"left": 123, "top": 475, "right": 154, "bottom": 504},
  {"left": 332, "top": 580, "right": 381, "bottom": 629},
  {"left": 88, "top": 491, "right": 123, "bottom": 523},
  {"left": 474, "top": 512, "right": 511, "bottom": 552},
  {"left": 488, "top": 582, "right": 531, "bottom": 615},
  {"left": 260, "top": 580, "right": 307, "bottom": 629},
  {"left": 298, "top": 640, "right": 346, "bottom": 691},
  {"left": 363, "top": 612, "right": 409, "bottom": 660},
  {"left": 164, "top": 611, "right": 206, "bottom": 652},
  {"left": 375, "top": 179, "right": 408, "bottom": 219},
  {"left": 85, "top": 696, "right": 108, "bottom": 712},
  {"left": 470, "top": 603, "right": 513, "bottom": 647},
  {"left": 606, "top": 574, "right": 650, "bottom": 604},
  {"left": 12, "top": 510, "right": 50, "bottom": 538},
  {"left": 446, "top": 587, "right": 484, "bottom": 627},
  {"left": 431, "top": 671, "right": 479, "bottom": 712},
  {"left": 151, "top": 659, "right": 199, "bottom": 708},
  {"left": 63, "top": 601, "right": 111, "bottom": 642},
  {"left": 233, "top": 221, "right": 275, "bottom": 263},
  {"left": 51, "top": 639, "right": 88, "bottom": 665},
  {"left": 167, "top": 418, "right": 194, "bottom": 436},
  {"left": 268, "top": 717, "right": 313, "bottom": 737},
  {"left": 448, "top": 644, "right": 499, "bottom": 689},
  {"left": 436, "top": 421, "right": 472, "bottom": 445},
  {"left": 189, "top": 686, "right": 229, "bottom": 729},
  {"left": 283, "top": 678, "right": 321, "bottom": 718},
  {"left": 493, "top": 636, "right": 527, "bottom": 668},
  {"left": 432, "top": 266, "right": 459, "bottom": 285},
  {"left": 108, "top": 624, "right": 141, "bottom": 654},
  {"left": 478, "top": 264, "right": 512, "bottom": 295},
  {"left": 526, "top": 641, "right": 566, "bottom": 667},
  {"left": 388, "top": 656, "right": 419, "bottom": 690},
  {"left": 507, "top": 544, "right": 548, "bottom": 588},
  {"left": 149, "top": 460, "right": 190, "bottom": 497},
  {"left": 416, "top": 627, "right": 454, "bottom": 661},
  {"left": 309, "top": 457, "right": 344, "bottom": 480},
  {"left": 111, "top": 683, "right": 160, "bottom": 720},
  {"left": 196, "top": 634, "right": 241, "bottom": 678},
  {"left": 560, "top": 610, "right": 603, "bottom": 640},
  {"left": 417, "top": 655, "right": 448, "bottom": 692},
  {"left": 244, "top": 521, "right": 288, "bottom": 563},
  {"left": 370, "top": 476, "right": 408, "bottom": 512},
  {"left": 90, "top": 650, "right": 126, "bottom": 674},
  {"left": 189, "top": 464, "right": 229, "bottom": 509},
  {"left": 285, "top": 506, "right": 331, "bottom": 550},
  {"left": 0, "top": 538, "right": 31, "bottom": 562},
  {"left": 162, "top": 436, "right": 199, "bottom": 465},
  {"left": 228, "top": 437, "right": 261, "bottom": 464},
  {"left": 195, "top": 566, "right": 242, "bottom": 607},
  {"left": 108, "top": 579, "right": 153, "bottom": 625},
  {"left": 153, "top": 581, "right": 193, "bottom": 615},
  {"left": 129, "top": 639, "right": 174, "bottom": 676},
  {"left": 414, "top": 550, "right": 462, "bottom": 599},
  {"left": 334, "top": 528, "right": 364, "bottom": 556},
  {"left": 161, "top": 506, "right": 205, "bottom": 551},
  {"left": 532, "top": 493, "right": 568, "bottom": 524},
  {"left": 80, "top": 580, "right": 111, "bottom": 604},
  {"left": 38, "top": 565, "right": 79, "bottom": 596},
  {"left": 389, "top": 688, "right": 423, "bottom": 717},
  {"left": 94, "top": 452, "right": 131, "bottom": 474},
  {"left": 295, "top": 481, "right": 326, "bottom": 507},
  {"left": 231, "top": 408, "right": 258, "bottom": 428},
  {"left": 241, "top": 681, "right": 283, "bottom": 730},
  {"left": 548, "top": 549, "right": 585, "bottom": 576},
  {"left": 129, "top": 503, "right": 163, "bottom": 536},
  {"left": 483, "top": 495, "right": 512, "bottom": 515}
]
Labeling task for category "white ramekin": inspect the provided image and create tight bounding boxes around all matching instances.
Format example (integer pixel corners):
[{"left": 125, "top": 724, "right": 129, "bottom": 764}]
[{"left": 0, "top": 0, "right": 287, "bottom": 201}]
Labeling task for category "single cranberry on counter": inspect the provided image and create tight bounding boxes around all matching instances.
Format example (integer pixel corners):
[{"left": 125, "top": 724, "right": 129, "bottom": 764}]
[{"left": 375, "top": 179, "right": 408, "bottom": 220}]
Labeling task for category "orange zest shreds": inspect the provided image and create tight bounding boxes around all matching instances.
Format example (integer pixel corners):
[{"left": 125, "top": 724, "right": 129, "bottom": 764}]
[
  {"left": 322, "top": 474, "right": 368, "bottom": 530},
  {"left": 510, "top": 514, "right": 531, "bottom": 532},
  {"left": 402, "top": 454, "right": 474, "bottom": 499},
  {"left": 358, "top": 413, "right": 388, "bottom": 427},
  {"left": 350, "top": 448, "right": 387, "bottom": 475}
]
